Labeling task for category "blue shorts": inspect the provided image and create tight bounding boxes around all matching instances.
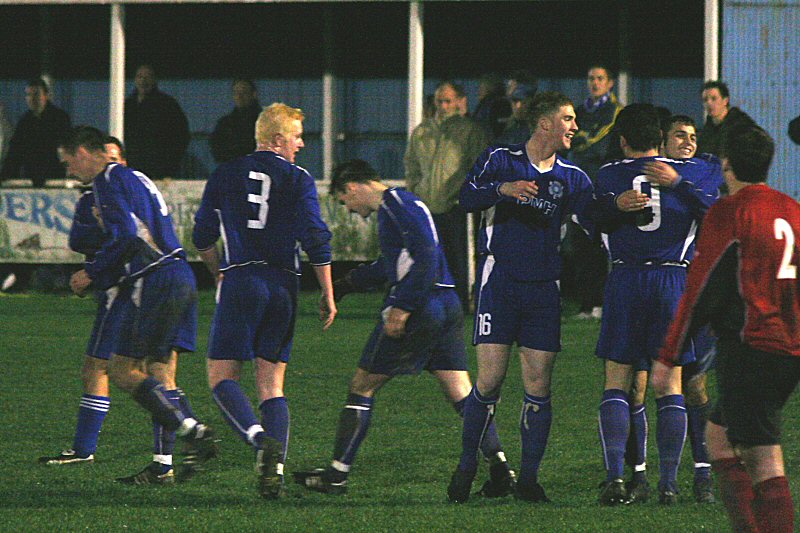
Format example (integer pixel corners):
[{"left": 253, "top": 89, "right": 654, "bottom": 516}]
[
  {"left": 358, "top": 289, "right": 467, "bottom": 376},
  {"left": 86, "top": 287, "right": 124, "bottom": 360},
  {"left": 113, "top": 261, "right": 198, "bottom": 361},
  {"left": 472, "top": 256, "right": 561, "bottom": 352},
  {"left": 596, "top": 265, "right": 693, "bottom": 369},
  {"left": 207, "top": 265, "right": 298, "bottom": 363}
]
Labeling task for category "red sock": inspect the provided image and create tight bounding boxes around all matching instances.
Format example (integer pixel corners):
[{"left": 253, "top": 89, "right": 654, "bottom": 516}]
[
  {"left": 712, "top": 458, "right": 759, "bottom": 532},
  {"left": 753, "top": 476, "right": 794, "bottom": 533}
]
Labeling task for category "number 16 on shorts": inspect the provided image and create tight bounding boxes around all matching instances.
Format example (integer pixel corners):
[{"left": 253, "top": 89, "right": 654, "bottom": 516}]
[{"left": 477, "top": 313, "right": 492, "bottom": 336}]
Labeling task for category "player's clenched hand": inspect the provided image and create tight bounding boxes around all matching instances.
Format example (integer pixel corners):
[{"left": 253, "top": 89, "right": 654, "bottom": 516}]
[
  {"left": 615, "top": 190, "right": 650, "bottom": 212},
  {"left": 642, "top": 161, "right": 680, "bottom": 187},
  {"left": 319, "top": 291, "right": 337, "bottom": 330},
  {"left": 383, "top": 306, "right": 410, "bottom": 338},
  {"left": 499, "top": 180, "right": 539, "bottom": 203},
  {"left": 70, "top": 269, "right": 92, "bottom": 297}
]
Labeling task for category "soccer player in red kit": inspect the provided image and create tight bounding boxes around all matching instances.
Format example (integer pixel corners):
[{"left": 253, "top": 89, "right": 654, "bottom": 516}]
[{"left": 657, "top": 125, "right": 800, "bottom": 533}]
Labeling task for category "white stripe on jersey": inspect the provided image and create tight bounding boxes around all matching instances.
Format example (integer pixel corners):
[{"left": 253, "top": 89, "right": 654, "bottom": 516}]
[
  {"left": 556, "top": 159, "right": 591, "bottom": 182},
  {"left": 217, "top": 208, "right": 231, "bottom": 265},
  {"left": 679, "top": 220, "right": 698, "bottom": 263},
  {"left": 396, "top": 248, "right": 414, "bottom": 281},
  {"left": 469, "top": 147, "right": 513, "bottom": 186},
  {"left": 483, "top": 205, "right": 496, "bottom": 252},
  {"left": 414, "top": 200, "right": 440, "bottom": 245}
]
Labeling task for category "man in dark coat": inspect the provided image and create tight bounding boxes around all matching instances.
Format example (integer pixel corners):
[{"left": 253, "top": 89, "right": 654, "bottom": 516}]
[
  {"left": 124, "top": 64, "right": 190, "bottom": 179},
  {"left": 1, "top": 78, "right": 71, "bottom": 187}
]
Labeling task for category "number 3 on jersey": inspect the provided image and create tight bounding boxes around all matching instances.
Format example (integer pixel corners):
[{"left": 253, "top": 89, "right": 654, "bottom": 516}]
[
  {"left": 248, "top": 171, "right": 272, "bottom": 229},
  {"left": 774, "top": 218, "right": 797, "bottom": 279}
]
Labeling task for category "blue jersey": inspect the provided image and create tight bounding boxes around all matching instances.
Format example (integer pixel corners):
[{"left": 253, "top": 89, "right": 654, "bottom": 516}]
[
  {"left": 86, "top": 163, "right": 185, "bottom": 289},
  {"left": 460, "top": 144, "right": 597, "bottom": 281},
  {"left": 595, "top": 155, "right": 723, "bottom": 267},
  {"left": 348, "top": 188, "right": 454, "bottom": 312},
  {"left": 69, "top": 189, "right": 106, "bottom": 258},
  {"left": 193, "top": 150, "right": 331, "bottom": 274}
]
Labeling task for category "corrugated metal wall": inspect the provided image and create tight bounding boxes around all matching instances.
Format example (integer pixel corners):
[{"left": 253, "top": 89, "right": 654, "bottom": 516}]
[
  {"left": 724, "top": 0, "right": 800, "bottom": 198},
  {"left": 1, "top": 76, "right": 706, "bottom": 183}
]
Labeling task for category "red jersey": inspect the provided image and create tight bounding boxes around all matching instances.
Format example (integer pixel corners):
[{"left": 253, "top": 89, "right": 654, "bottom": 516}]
[{"left": 660, "top": 184, "right": 800, "bottom": 363}]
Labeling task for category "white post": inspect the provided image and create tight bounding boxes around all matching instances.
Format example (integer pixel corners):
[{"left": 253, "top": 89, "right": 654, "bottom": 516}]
[
  {"left": 322, "top": 73, "right": 335, "bottom": 181},
  {"left": 407, "top": 1, "right": 424, "bottom": 137},
  {"left": 109, "top": 3, "right": 125, "bottom": 141},
  {"left": 704, "top": 0, "right": 720, "bottom": 81}
]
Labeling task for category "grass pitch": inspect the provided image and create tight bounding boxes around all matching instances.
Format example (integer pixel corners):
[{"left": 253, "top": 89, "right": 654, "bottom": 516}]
[{"left": 1, "top": 290, "right": 797, "bottom": 532}]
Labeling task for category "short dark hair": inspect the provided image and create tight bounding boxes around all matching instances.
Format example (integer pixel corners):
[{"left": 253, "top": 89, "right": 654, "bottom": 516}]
[
  {"left": 27, "top": 78, "right": 49, "bottom": 93},
  {"left": 233, "top": 78, "right": 257, "bottom": 92},
  {"left": 436, "top": 80, "right": 466, "bottom": 98},
  {"left": 721, "top": 125, "right": 774, "bottom": 183},
  {"left": 615, "top": 103, "right": 662, "bottom": 152},
  {"left": 587, "top": 63, "right": 616, "bottom": 80},
  {"left": 527, "top": 91, "right": 573, "bottom": 130},
  {"left": 59, "top": 126, "right": 106, "bottom": 154},
  {"left": 702, "top": 80, "right": 730, "bottom": 100},
  {"left": 329, "top": 159, "right": 380, "bottom": 195},
  {"left": 104, "top": 135, "right": 126, "bottom": 159},
  {"left": 662, "top": 114, "right": 696, "bottom": 139}
]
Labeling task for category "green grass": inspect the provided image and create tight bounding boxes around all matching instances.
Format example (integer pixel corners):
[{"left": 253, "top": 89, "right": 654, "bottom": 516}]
[{"left": 1, "top": 290, "right": 797, "bottom": 532}]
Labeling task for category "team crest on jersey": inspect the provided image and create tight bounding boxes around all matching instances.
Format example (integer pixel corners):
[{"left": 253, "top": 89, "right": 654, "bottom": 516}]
[{"left": 548, "top": 180, "right": 563, "bottom": 199}]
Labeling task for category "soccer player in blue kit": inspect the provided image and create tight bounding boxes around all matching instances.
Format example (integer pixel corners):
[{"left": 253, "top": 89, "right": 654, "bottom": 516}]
[
  {"left": 621, "top": 115, "right": 722, "bottom": 503},
  {"left": 293, "top": 160, "right": 515, "bottom": 497},
  {"left": 40, "top": 137, "right": 200, "bottom": 485},
  {"left": 448, "top": 92, "right": 642, "bottom": 503},
  {"left": 61, "top": 127, "right": 218, "bottom": 482},
  {"left": 593, "top": 104, "right": 723, "bottom": 505},
  {"left": 193, "top": 103, "right": 337, "bottom": 499}
]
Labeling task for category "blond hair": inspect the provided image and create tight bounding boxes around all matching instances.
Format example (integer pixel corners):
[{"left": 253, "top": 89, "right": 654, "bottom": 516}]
[{"left": 255, "top": 103, "right": 305, "bottom": 145}]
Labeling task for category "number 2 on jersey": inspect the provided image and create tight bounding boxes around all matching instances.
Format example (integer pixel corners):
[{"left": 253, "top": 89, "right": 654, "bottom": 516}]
[
  {"left": 247, "top": 171, "right": 272, "bottom": 229},
  {"left": 774, "top": 218, "right": 797, "bottom": 279}
]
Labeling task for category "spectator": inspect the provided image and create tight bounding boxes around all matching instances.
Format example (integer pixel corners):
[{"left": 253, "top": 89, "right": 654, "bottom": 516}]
[
  {"left": 124, "top": 64, "right": 190, "bottom": 179},
  {"left": 505, "top": 69, "right": 537, "bottom": 102},
  {"left": 496, "top": 83, "right": 536, "bottom": 145},
  {"left": 570, "top": 64, "right": 624, "bottom": 180},
  {"left": 210, "top": 79, "right": 261, "bottom": 164},
  {"left": 0, "top": 103, "right": 13, "bottom": 170},
  {"left": 787, "top": 113, "right": 800, "bottom": 145},
  {"left": 472, "top": 73, "right": 511, "bottom": 139},
  {"left": 404, "top": 80, "right": 489, "bottom": 310},
  {"left": 0, "top": 78, "right": 71, "bottom": 187},
  {"left": 697, "top": 80, "right": 756, "bottom": 156},
  {"left": 567, "top": 64, "right": 623, "bottom": 320}
]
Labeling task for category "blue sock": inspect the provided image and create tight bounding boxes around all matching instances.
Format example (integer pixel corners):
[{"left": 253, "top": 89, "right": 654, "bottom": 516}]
[
  {"left": 72, "top": 394, "right": 110, "bottom": 457},
  {"left": 518, "top": 393, "right": 552, "bottom": 486},
  {"left": 152, "top": 389, "right": 181, "bottom": 460},
  {"left": 132, "top": 377, "right": 184, "bottom": 431},
  {"left": 453, "top": 396, "right": 503, "bottom": 459},
  {"left": 212, "top": 379, "right": 261, "bottom": 446},
  {"left": 176, "top": 388, "right": 196, "bottom": 420},
  {"left": 331, "top": 393, "right": 374, "bottom": 471},
  {"left": 687, "top": 402, "right": 711, "bottom": 481},
  {"left": 458, "top": 387, "right": 498, "bottom": 474},
  {"left": 598, "top": 389, "right": 629, "bottom": 482},
  {"left": 259, "top": 397, "right": 290, "bottom": 462},
  {"left": 656, "top": 394, "right": 687, "bottom": 492},
  {"left": 629, "top": 403, "right": 648, "bottom": 480}
]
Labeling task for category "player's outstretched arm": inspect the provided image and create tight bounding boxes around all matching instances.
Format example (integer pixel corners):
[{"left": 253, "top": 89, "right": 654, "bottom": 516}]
[{"left": 313, "top": 263, "right": 337, "bottom": 330}]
